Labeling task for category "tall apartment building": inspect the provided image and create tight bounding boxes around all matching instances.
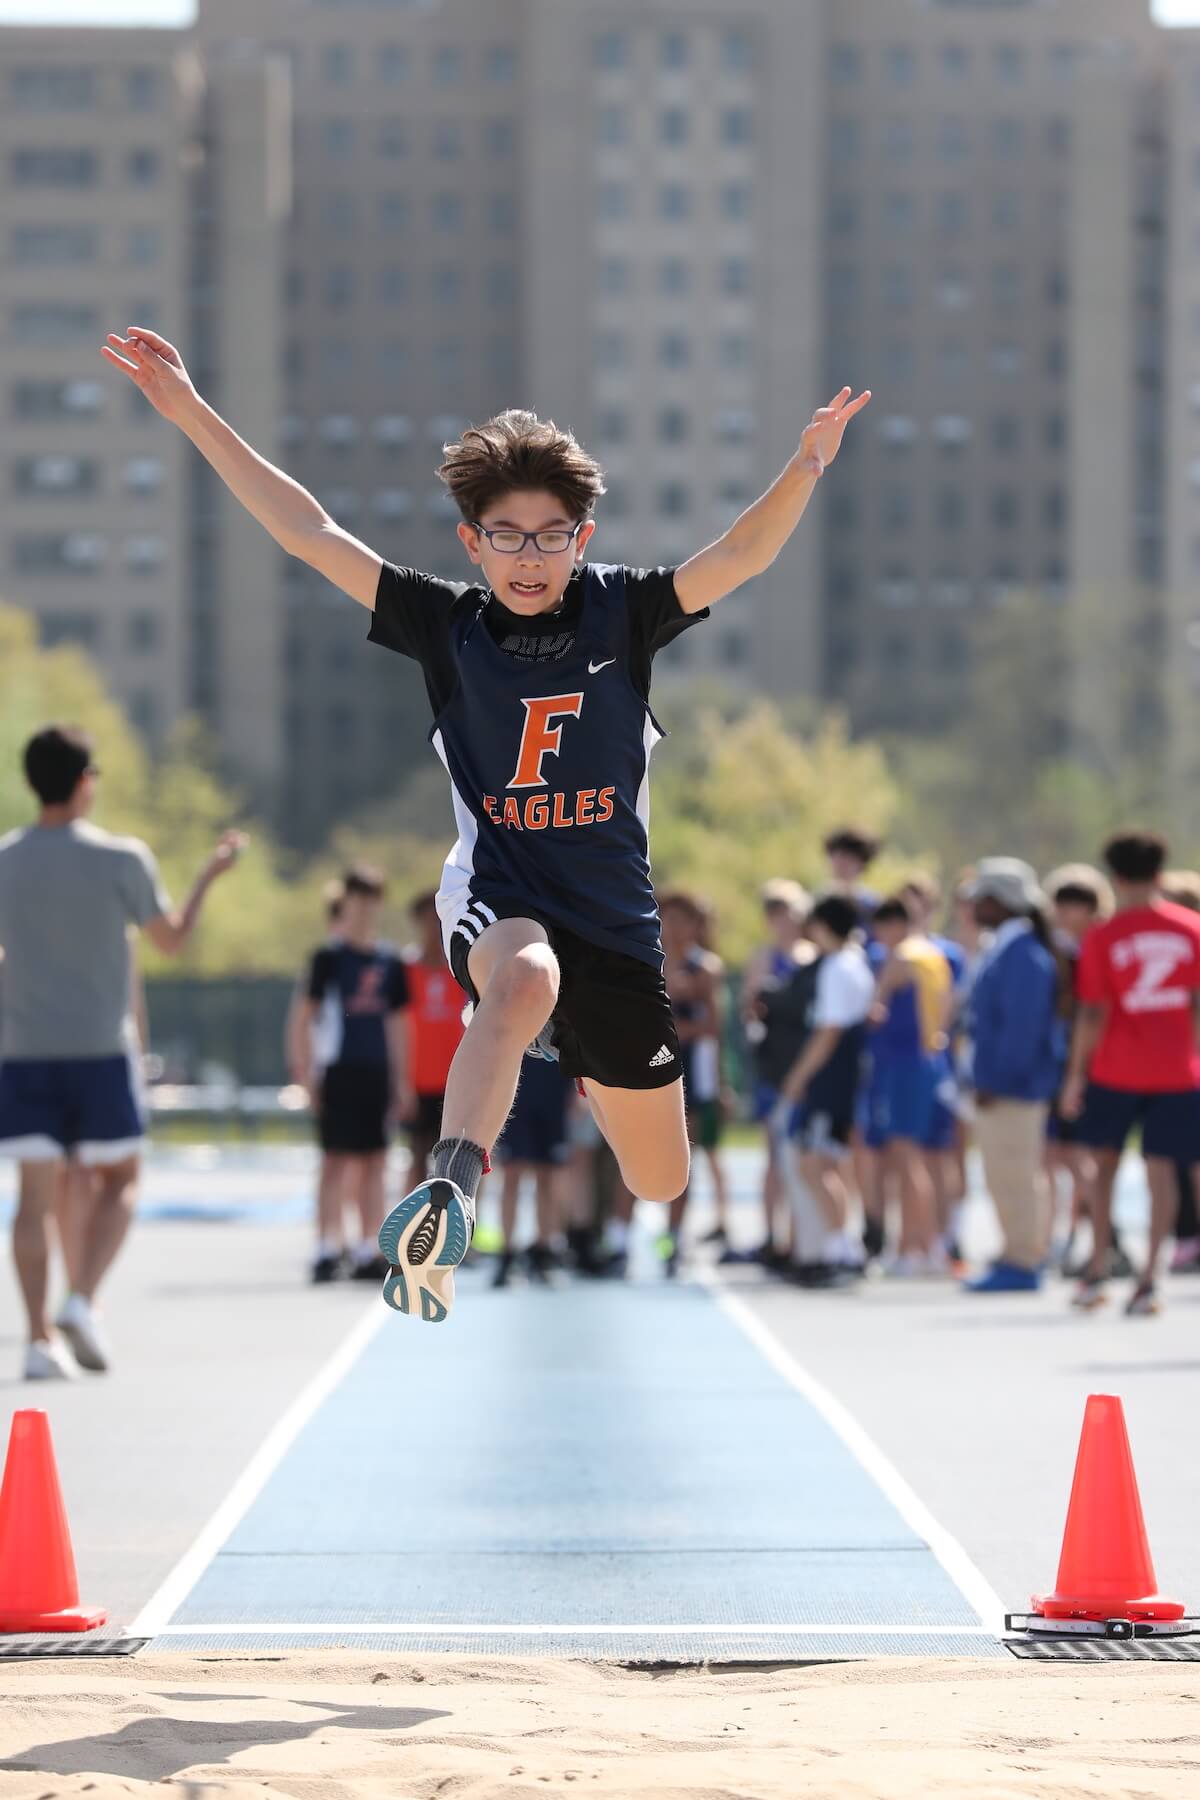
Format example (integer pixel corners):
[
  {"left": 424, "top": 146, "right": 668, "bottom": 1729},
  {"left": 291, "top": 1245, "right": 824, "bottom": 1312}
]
[
  {"left": 816, "top": 0, "right": 1161, "bottom": 742},
  {"left": 4, "top": 0, "right": 1197, "bottom": 847},
  {"left": 0, "top": 29, "right": 288, "bottom": 801}
]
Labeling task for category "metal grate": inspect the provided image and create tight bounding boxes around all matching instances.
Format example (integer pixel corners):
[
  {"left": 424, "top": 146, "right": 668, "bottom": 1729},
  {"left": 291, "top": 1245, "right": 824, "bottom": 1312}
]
[
  {"left": 0, "top": 1635, "right": 148, "bottom": 1660},
  {"left": 1006, "top": 1635, "right": 1200, "bottom": 1662}
]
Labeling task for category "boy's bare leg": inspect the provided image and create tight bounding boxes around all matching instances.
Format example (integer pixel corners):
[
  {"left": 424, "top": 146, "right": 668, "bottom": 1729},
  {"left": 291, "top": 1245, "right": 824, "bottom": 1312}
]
[
  {"left": 499, "top": 1162, "right": 522, "bottom": 1245},
  {"left": 894, "top": 1139, "right": 937, "bottom": 1254},
  {"left": 534, "top": 1166, "right": 560, "bottom": 1244},
  {"left": 352, "top": 1151, "right": 388, "bottom": 1247},
  {"left": 1083, "top": 1150, "right": 1120, "bottom": 1281},
  {"left": 585, "top": 1076, "right": 690, "bottom": 1207},
  {"left": 13, "top": 1161, "right": 62, "bottom": 1343},
  {"left": 440, "top": 919, "right": 558, "bottom": 1147},
  {"left": 1143, "top": 1157, "right": 1182, "bottom": 1289},
  {"left": 54, "top": 1160, "right": 92, "bottom": 1292}
]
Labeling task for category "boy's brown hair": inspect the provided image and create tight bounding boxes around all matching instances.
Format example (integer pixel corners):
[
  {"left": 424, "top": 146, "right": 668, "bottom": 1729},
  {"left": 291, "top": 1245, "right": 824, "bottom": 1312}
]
[{"left": 438, "top": 410, "right": 606, "bottom": 523}]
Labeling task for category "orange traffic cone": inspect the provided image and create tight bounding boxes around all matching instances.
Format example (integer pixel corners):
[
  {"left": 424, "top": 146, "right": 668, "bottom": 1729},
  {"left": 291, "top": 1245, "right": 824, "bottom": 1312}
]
[
  {"left": 0, "top": 1410, "right": 106, "bottom": 1632},
  {"left": 1032, "top": 1394, "right": 1185, "bottom": 1623}
]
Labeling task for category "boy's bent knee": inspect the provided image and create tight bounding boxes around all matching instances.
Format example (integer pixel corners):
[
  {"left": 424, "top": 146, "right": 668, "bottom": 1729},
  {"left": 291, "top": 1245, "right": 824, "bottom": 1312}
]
[
  {"left": 625, "top": 1148, "right": 691, "bottom": 1206},
  {"left": 488, "top": 946, "right": 559, "bottom": 1024}
]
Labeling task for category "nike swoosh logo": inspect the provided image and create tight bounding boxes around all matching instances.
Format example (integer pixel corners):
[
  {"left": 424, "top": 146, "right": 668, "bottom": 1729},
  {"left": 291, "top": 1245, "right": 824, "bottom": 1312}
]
[{"left": 588, "top": 658, "right": 616, "bottom": 674}]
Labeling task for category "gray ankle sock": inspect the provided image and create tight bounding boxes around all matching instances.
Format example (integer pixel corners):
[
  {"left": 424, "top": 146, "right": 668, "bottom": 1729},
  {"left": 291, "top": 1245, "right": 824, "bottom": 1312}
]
[{"left": 431, "top": 1137, "right": 486, "bottom": 1203}]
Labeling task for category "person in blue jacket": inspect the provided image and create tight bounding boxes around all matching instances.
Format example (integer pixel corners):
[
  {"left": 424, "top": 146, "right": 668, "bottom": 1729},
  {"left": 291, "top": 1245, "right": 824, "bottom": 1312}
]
[{"left": 963, "top": 859, "right": 1065, "bottom": 1293}]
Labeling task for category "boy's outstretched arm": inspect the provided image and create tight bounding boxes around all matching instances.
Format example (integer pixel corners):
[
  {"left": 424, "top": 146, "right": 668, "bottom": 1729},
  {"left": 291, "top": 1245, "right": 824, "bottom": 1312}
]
[
  {"left": 100, "top": 326, "right": 383, "bottom": 610},
  {"left": 674, "top": 386, "right": 871, "bottom": 616}
]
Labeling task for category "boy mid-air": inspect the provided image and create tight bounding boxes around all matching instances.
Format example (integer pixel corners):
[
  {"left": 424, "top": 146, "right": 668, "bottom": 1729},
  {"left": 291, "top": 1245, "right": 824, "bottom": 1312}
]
[{"left": 101, "top": 324, "right": 869, "bottom": 1323}]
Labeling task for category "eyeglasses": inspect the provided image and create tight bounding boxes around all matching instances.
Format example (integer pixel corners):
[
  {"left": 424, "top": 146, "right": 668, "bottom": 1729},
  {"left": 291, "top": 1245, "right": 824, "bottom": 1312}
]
[{"left": 472, "top": 522, "right": 582, "bottom": 555}]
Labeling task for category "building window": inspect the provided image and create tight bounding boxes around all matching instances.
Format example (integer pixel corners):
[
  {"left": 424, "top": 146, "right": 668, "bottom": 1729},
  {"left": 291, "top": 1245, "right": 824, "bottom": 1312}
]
[
  {"left": 883, "top": 117, "right": 915, "bottom": 162},
  {"left": 936, "top": 191, "right": 968, "bottom": 237},
  {"left": 722, "top": 29, "right": 754, "bottom": 75},
  {"left": 1046, "top": 117, "right": 1071, "bottom": 157},
  {"left": 377, "top": 340, "right": 409, "bottom": 378},
  {"left": 993, "top": 45, "right": 1026, "bottom": 86},
  {"left": 992, "top": 117, "right": 1023, "bottom": 159},
  {"left": 660, "top": 30, "right": 688, "bottom": 71},
  {"left": 658, "top": 331, "right": 691, "bottom": 369},
  {"left": 937, "top": 116, "right": 968, "bottom": 162},
  {"left": 11, "top": 224, "right": 96, "bottom": 266},
  {"left": 598, "top": 255, "right": 631, "bottom": 296},
  {"left": 658, "top": 257, "right": 691, "bottom": 296},
  {"left": 318, "top": 415, "right": 360, "bottom": 446},
  {"left": 882, "top": 265, "right": 914, "bottom": 307},
  {"left": 830, "top": 263, "right": 860, "bottom": 308},
  {"left": 830, "top": 116, "right": 861, "bottom": 161},
  {"left": 13, "top": 379, "right": 103, "bottom": 420},
  {"left": 10, "top": 65, "right": 95, "bottom": 110},
  {"left": 14, "top": 534, "right": 105, "bottom": 573},
  {"left": 992, "top": 415, "right": 1021, "bottom": 453},
  {"left": 991, "top": 264, "right": 1021, "bottom": 309},
  {"left": 879, "top": 415, "right": 918, "bottom": 447},
  {"left": 716, "top": 407, "right": 755, "bottom": 442},
  {"left": 378, "top": 266, "right": 408, "bottom": 304},
  {"left": 884, "top": 339, "right": 915, "bottom": 381},
  {"left": 1044, "top": 413, "right": 1066, "bottom": 452},
  {"left": 127, "top": 148, "right": 161, "bottom": 185},
  {"left": 829, "top": 191, "right": 860, "bottom": 236},
  {"left": 486, "top": 262, "right": 516, "bottom": 305},
  {"left": 991, "top": 490, "right": 1020, "bottom": 530},
  {"left": 433, "top": 119, "right": 462, "bottom": 160},
  {"left": 990, "top": 342, "right": 1024, "bottom": 377},
  {"left": 595, "top": 330, "right": 631, "bottom": 372},
  {"left": 1044, "top": 488, "right": 1067, "bottom": 530},
  {"left": 432, "top": 45, "right": 464, "bottom": 86},
  {"left": 127, "top": 610, "right": 160, "bottom": 652},
  {"left": 941, "top": 44, "right": 970, "bottom": 80},
  {"left": 380, "top": 44, "right": 408, "bottom": 83},
  {"left": 594, "top": 31, "right": 629, "bottom": 72},
  {"left": 885, "top": 45, "right": 917, "bottom": 86},
  {"left": 885, "top": 192, "right": 916, "bottom": 235},
  {"left": 373, "top": 488, "right": 413, "bottom": 520},
  {"left": 829, "top": 44, "right": 863, "bottom": 86},
  {"left": 486, "top": 45, "right": 518, "bottom": 82},
  {"left": 883, "top": 489, "right": 914, "bottom": 532},
  {"left": 658, "top": 183, "right": 691, "bottom": 222},
  {"left": 377, "top": 121, "right": 407, "bottom": 158},
  {"left": 720, "top": 108, "right": 753, "bottom": 147},
  {"left": 15, "top": 455, "right": 99, "bottom": 497},
  {"left": 992, "top": 191, "right": 1020, "bottom": 232},
  {"left": 489, "top": 192, "right": 517, "bottom": 234},
  {"left": 659, "top": 107, "right": 689, "bottom": 147},
  {"left": 934, "top": 415, "right": 972, "bottom": 447},
  {"left": 378, "top": 192, "right": 408, "bottom": 232},
  {"left": 720, "top": 257, "right": 751, "bottom": 296},
  {"left": 718, "top": 333, "right": 751, "bottom": 371},
  {"left": 595, "top": 408, "right": 629, "bottom": 443},
  {"left": 598, "top": 181, "right": 632, "bottom": 222},
  {"left": 658, "top": 406, "right": 690, "bottom": 444},
  {"left": 720, "top": 182, "right": 752, "bottom": 221},
  {"left": 11, "top": 304, "right": 98, "bottom": 343},
  {"left": 323, "top": 43, "right": 354, "bottom": 83},
  {"left": 124, "top": 455, "right": 163, "bottom": 494},
  {"left": 324, "top": 265, "right": 354, "bottom": 306},
  {"left": 41, "top": 611, "right": 101, "bottom": 648},
  {"left": 658, "top": 483, "right": 692, "bottom": 518},
  {"left": 935, "top": 488, "right": 967, "bottom": 531},
  {"left": 12, "top": 147, "right": 97, "bottom": 186},
  {"left": 433, "top": 266, "right": 464, "bottom": 305},
  {"left": 127, "top": 224, "right": 161, "bottom": 267},
  {"left": 432, "top": 192, "right": 464, "bottom": 232},
  {"left": 323, "top": 118, "right": 354, "bottom": 156},
  {"left": 597, "top": 104, "right": 628, "bottom": 147},
  {"left": 484, "top": 119, "right": 515, "bottom": 156},
  {"left": 373, "top": 414, "right": 412, "bottom": 448}
]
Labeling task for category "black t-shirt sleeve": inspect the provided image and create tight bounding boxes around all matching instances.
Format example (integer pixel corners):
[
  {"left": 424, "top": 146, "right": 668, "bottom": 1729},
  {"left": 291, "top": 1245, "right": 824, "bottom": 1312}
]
[
  {"left": 367, "top": 563, "right": 472, "bottom": 716},
  {"left": 385, "top": 956, "right": 410, "bottom": 1013},
  {"left": 622, "top": 566, "right": 709, "bottom": 701},
  {"left": 306, "top": 946, "right": 335, "bottom": 1002}
]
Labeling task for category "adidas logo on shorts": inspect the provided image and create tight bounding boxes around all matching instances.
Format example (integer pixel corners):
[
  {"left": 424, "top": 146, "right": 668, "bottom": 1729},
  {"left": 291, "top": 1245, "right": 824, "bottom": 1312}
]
[{"left": 648, "top": 1044, "right": 675, "bottom": 1068}]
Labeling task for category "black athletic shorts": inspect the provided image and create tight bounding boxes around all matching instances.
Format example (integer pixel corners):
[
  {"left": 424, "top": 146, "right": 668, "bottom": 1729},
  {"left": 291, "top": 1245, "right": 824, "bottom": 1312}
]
[
  {"left": 447, "top": 897, "right": 681, "bottom": 1091},
  {"left": 316, "top": 1061, "right": 390, "bottom": 1155}
]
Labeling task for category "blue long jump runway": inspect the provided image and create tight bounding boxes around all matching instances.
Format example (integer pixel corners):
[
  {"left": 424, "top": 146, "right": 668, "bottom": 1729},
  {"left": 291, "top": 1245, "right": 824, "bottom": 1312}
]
[{"left": 150, "top": 1275, "right": 1002, "bottom": 1659}]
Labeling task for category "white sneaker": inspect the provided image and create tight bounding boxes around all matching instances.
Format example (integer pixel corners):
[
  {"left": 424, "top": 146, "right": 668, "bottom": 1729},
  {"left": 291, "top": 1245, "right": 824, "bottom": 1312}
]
[
  {"left": 55, "top": 1294, "right": 110, "bottom": 1373},
  {"left": 24, "top": 1338, "right": 80, "bottom": 1381}
]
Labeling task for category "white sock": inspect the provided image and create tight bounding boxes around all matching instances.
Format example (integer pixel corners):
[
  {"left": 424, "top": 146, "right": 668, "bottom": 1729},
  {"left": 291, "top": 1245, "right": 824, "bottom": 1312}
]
[
  {"left": 315, "top": 1239, "right": 341, "bottom": 1262},
  {"left": 352, "top": 1242, "right": 378, "bottom": 1266}
]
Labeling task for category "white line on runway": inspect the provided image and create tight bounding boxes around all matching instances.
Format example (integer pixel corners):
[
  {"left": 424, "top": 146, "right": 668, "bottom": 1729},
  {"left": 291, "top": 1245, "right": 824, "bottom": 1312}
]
[
  {"left": 128, "top": 1301, "right": 387, "bottom": 1638},
  {"left": 154, "top": 1621, "right": 993, "bottom": 1637},
  {"left": 696, "top": 1271, "right": 1008, "bottom": 1638}
]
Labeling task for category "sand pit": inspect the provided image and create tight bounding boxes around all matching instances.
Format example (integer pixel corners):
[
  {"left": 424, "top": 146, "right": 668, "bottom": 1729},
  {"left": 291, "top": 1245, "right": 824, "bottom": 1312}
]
[{"left": 0, "top": 1650, "right": 1198, "bottom": 1799}]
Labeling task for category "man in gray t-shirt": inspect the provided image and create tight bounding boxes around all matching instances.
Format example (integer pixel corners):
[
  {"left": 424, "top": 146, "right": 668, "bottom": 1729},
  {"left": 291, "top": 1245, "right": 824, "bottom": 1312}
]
[{"left": 0, "top": 724, "right": 245, "bottom": 1382}]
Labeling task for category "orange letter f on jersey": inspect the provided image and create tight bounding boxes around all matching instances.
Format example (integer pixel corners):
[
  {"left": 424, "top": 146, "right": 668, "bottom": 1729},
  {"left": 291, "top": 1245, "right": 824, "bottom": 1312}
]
[{"left": 509, "top": 693, "right": 584, "bottom": 789}]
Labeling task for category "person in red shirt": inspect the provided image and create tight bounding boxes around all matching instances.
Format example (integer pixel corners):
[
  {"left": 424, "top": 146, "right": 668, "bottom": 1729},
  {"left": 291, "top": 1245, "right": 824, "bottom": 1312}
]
[
  {"left": 1061, "top": 832, "right": 1200, "bottom": 1316},
  {"left": 402, "top": 893, "right": 467, "bottom": 1180}
]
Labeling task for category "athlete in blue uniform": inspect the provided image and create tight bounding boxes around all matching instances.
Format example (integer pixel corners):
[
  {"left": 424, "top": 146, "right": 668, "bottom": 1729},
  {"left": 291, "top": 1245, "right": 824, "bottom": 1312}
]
[{"left": 101, "top": 323, "right": 870, "bottom": 1322}]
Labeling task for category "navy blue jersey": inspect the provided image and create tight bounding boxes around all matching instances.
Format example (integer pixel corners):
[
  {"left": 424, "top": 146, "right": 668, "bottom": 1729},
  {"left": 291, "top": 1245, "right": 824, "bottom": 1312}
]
[
  {"left": 427, "top": 565, "right": 703, "bottom": 966},
  {"left": 307, "top": 942, "right": 408, "bottom": 1068}
]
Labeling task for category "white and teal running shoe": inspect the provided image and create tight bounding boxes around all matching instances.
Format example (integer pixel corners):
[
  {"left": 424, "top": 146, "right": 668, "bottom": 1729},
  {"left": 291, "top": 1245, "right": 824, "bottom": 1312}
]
[{"left": 378, "top": 1177, "right": 474, "bottom": 1324}]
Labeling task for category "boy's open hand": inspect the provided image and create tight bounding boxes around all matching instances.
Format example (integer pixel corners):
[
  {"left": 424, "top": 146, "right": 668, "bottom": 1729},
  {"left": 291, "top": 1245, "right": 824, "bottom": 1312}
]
[
  {"left": 798, "top": 387, "right": 872, "bottom": 475},
  {"left": 101, "top": 327, "right": 197, "bottom": 426},
  {"left": 207, "top": 830, "right": 249, "bottom": 879}
]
